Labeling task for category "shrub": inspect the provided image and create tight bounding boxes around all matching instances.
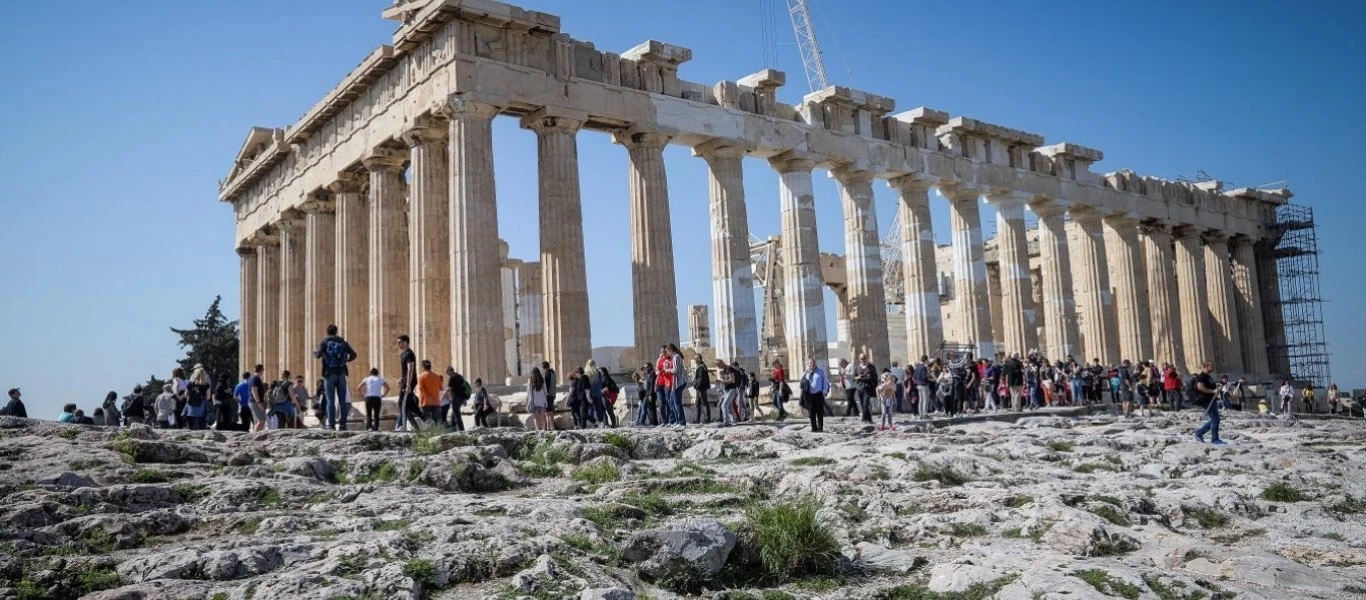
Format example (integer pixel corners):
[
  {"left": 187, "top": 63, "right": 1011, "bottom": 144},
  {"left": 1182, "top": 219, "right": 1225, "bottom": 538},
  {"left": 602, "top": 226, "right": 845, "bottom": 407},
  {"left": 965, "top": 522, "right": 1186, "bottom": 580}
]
[
  {"left": 790, "top": 456, "right": 835, "bottom": 467},
  {"left": 1072, "top": 462, "right": 1117, "bottom": 474},
  {"left": 877, "top": 574, "right": 1017, "bottom": 600},
  {"left": 1006, "top": 495, "right": 1034, "bottom": 508},
  {"left": 620, "top": 491, "right": 673, "bottom": 516},
  {"left": 171, "top": 483, "right": 208, "bottom": 503},
  {"left": 256, "top": 486, "right": 283, "bottom": 508},
  {"left": 373, "top": 518, "right": 412, "bottom": 531},
  {"left": 1087, "top": 503, "right": 1130, "bottom": 527},
  {"left": 1074, "top": 569, "right": 1140, "bottom": 600},
  {"left": 746, "top": 497, "right": 840, "bottom": 582},
  {"left": 130, "top": 469, "right": 170, "bottom": 484},
  {"left": 949, "top": 523, "right": 987, "bottom": 537},
  {"left": 1329, "top": 496, "right": 1366, "bottom": 515},
  {"left": 913, "top": 463, "right": 970, "bottom": 486},
  {"left": 602, "top": 432, "right": 634, "bottom": 454},
  {"left": 572, "top": 462, "right": 622, "bottom": 486},
  {"left": 237, "top": 517, "right": 263, "bottom": 535},
  {"left": 516, "top": 460, "right": 561, "bottom": 478},
  {"left": 1142, "top": 573, "right": 1206, "bottom": 600},
  {"left": 404, "top": 558, "right": 436, "bottom": 590},
  {"left": 1181, "top": 505, "right": 1229, "bottom": 528},
  {"left": 1262, "top": 482, "right": 1307, "bottom": 503},
  {"left": 412, "top": 425, "right": 449, "bottom": 456},
  {"left": 1047, "top": 440, "right": 1075, "bottom": 452}
]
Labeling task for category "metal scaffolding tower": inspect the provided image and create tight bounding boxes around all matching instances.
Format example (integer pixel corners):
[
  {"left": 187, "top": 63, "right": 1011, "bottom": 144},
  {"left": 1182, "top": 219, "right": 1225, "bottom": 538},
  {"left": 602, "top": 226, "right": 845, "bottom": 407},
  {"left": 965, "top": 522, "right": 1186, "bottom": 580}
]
[{"left": 1271, "top": 203, "right": 1331, "bottom": 387}]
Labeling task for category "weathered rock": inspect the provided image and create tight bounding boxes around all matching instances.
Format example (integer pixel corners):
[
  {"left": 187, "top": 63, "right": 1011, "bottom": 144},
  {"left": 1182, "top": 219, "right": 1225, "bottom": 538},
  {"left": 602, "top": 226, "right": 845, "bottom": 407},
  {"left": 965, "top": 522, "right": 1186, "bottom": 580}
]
[
  {"left": 622, "top": 518, "right": 736, "bottom": 582},
  {"left": 580, "top": 587, "right": 636, "bottom": 600}
]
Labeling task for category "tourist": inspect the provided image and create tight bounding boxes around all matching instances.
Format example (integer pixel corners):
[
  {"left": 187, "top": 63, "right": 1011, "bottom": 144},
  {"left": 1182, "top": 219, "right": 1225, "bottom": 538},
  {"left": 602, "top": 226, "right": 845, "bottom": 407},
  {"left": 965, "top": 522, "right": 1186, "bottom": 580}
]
[
  {"left": 746, "top": 367, "right": 763, "bottom": 420},
  {"left": 416, "top": 360, "right": 442, "bottom": 425},
  {"left": 212, "top": 380, "right": 237, "bottom": 430},
  {"left": 541, "top": 361, "right": 558, "bottom": 425},
  {"left": 965, "top": 354, "right": 982, "bottom": 412},
  {"left": 769, "top": 360, "right": 789, "bottom": 421},
  {"left": 598, "top": 365, "right": 620, "bottom": 428},
  {"left": 890, "top": 361, "right": 906, "bottom": 413},
  {"left": 269, "top": 371, "right": 297, "bottom": 430},
  {"left": 248, "top": 364, "right": 269, "bottom": 432},
  {"left": 121, "top": 386, "right": 146, "bottom": 426},
  {"left": 471, "top": 378, "right": 494, "bottom": 428},
  {"left": 716, "top": 359, "right": 739, "bottom": 427},
  {"left": 443, "top": 367, "right": 470, "bottom": 431},
  {"left": 1025, "top": 357, "right": 1042, "bottom": 411},
  {"left": 633, "top": 362, "right": 657, "bottom": 426},
  {"left": 1001, "top": 352, "right": 1024, "bottom": 412},
  {"left": 877, "top": 372, "right": 897, "bottom": 431},
  {"left": 233, "top": 372, "right": 254, "bottom": 431},
  {"left": 184, "top": 366, "right": 211, "bottom": 430},
  {"left": 1144, "top": 362, "right": 1162, "bottom": 416},
  {"left": 800, "top": 358, "right": 830, "bottom": 432},
  {"left": 100, "top": 391, "right": 121, "bottom": 427},
  {"left": 654, "top": 347, "right": 674, "bottom": 427},
  {"left": 2, "top": 388, "right": 27, "bottom": 419},
  {"left": 358, "top": 367, "right": 389, "bottom": 432},
  {"left": 314, "top": 324, "right": 358, "bottom": 431},
  {"left": 92, "top": 407, "right": 106, "bottom": 424},
  {"left": 1162, "top": 363, "right": 1181, "bottom": 410},
  {"left": 1193, "top": 360, "right": 1225, "bottom": 445},
  {"left": 582, "top": 360, "right": 606, "bottom": 428},
  {"left": 285, "top": 374, "right": 308, "bottom": 428},
  {"left": 73, "top": 409, "right": 95, "bottom": 425},
  {"left": 58, "top": 403, "right": 78, "bottom": 423},
  {"left": 913, "top": 356, "right": 931, "bottom": 418},
  {"left": 155, "top": 384, "right": 177, "bottom": 428},
  {"left": 168, "top": 367, "right": 188, "bottom": 428},
  {"left": 857, "top": 354, "right": 878, "bottom": 423},
  {"left": 1117, "top": 360, "right": 1134, "bottom": 417},
  {"left": 692, "top": 355, "right": 712, "bottom": 424},
  {"left": 1278, "top": 380, "right": 1294, "bottom": 415},
  {"left": 1301, "top": 383, "right": 1316, "bottom": 414},
  {"left": 527, "top": 367, "right": 549, "bottom": 430},
  {"left": 568, "top": 368, "right": 588, "bottom": 429},
  {"left": 838, "top": 358, "right": 858, "bottom": 417},
  {"left": 669, "top": 344, "right": 688, "bottom": 427},
  {"left": 1327, "top": 383, "right": 1341, "bottom": 415},
  {"left": 396, "top": 335, "right": 418, "bottom": 431},
  {"left": 980, "top": 358, "right": 998, "bottom": 413}
]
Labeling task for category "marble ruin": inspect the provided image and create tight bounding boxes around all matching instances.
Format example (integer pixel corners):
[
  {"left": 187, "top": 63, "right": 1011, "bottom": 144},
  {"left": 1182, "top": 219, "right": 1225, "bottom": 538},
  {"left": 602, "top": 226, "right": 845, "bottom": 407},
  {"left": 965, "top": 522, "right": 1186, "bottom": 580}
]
[{"left": 220, "top": 0, "right": 1292, "bottom": 386}]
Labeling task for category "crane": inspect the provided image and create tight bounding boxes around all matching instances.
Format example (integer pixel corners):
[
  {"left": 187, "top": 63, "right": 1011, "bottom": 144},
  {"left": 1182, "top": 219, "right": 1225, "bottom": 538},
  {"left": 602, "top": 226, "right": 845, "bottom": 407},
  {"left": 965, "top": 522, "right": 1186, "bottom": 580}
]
[{"left": 785, "top": 0, "right": 830, "bottom": 92}]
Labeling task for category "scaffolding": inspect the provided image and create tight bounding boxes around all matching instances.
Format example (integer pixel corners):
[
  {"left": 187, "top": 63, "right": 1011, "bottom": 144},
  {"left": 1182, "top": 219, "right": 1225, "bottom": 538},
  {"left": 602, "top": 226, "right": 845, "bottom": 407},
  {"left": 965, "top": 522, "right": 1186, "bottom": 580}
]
[{"left": 1271, "top": 203, "right": 1331, "bottom": 387}]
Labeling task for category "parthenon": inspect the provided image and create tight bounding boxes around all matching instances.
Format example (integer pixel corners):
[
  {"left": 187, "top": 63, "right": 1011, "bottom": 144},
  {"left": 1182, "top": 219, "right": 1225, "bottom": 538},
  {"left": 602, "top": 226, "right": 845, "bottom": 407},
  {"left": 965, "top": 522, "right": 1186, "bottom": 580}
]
[{"left": 220, "top": 0, "right": 1293, "bottom": 386}]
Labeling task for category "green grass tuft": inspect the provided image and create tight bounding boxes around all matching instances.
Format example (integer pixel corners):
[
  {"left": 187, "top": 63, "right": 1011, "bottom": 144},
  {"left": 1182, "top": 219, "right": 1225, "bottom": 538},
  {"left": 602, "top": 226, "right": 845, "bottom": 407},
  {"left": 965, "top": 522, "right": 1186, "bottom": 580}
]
[
  {"left": 412, "top": 425, "right": 449, "bottom": 456},
  {"left": 913, "top": 463, "right": 970, "bottom": 486},
  {"left": 602, "top": 432, "right": 634, "bottom": 454},
  {"left": 1087, "top": 503, "right": 1130, "bottom": 527},
  {"left": 1181, "top": 505, "right": 1229, "bottom": 528},
  {"left": 1262, "top": 482, "right": 1307, "bottom": 503},
  {"left": 1074, "top": 569, "right": 1141, "bottom": 600},
  {"left": 373, "top": 518, "right": 412, "bottom": 531},
  {"left": 948, "top": 523, "right": 987, "bottom": 537},
  {"left": 130, "top": 469, "right": 171, "bottom": 483},
  {"left": 1007, "top": 495, "right": 1034, "bottom": 508},
  {"left": 1047, "top": 440, "right": 1075, "bottom": 452},
  {"left": 746, "top": 497, "right": 841, "bottom": 582},
  {"left": 790, "top": 456, "right": 836, "bottom": 467},
  {"left": 876, "top": 574, "right": 1018, "bottom": 599},
  {"left": 404, "top": 558, "right": 436, "bottom": 590},
  {"left": 237, "top": 516, "right": 263, "bottom": 535},
  {"left": 256, "top": 486, "right": 283, "bottom": 508},
  {"left": 572, "top": 462, "right": 622, "bottom": 485}
]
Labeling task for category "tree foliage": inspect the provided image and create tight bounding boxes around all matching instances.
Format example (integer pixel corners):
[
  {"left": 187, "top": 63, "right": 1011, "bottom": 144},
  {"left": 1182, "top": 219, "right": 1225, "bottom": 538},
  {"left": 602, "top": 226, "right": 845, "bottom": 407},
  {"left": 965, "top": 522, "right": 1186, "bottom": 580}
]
[{"left": 169, "top": 296, "right": 240, "bottom": 384}]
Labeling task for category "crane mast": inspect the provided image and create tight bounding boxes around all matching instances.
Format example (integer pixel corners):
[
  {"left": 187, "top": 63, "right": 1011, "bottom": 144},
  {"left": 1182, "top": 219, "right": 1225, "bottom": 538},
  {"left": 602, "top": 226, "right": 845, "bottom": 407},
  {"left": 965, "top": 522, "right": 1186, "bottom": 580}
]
[{"left": 785, "top": 0, "right": 829, "bottom": 92}]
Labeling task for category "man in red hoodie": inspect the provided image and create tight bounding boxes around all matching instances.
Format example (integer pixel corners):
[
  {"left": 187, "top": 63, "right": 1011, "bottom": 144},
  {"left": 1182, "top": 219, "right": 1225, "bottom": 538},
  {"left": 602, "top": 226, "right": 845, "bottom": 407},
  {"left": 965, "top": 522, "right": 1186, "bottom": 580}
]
[{"left": 654, "top": 346, "right": 673, "bottom": 427}]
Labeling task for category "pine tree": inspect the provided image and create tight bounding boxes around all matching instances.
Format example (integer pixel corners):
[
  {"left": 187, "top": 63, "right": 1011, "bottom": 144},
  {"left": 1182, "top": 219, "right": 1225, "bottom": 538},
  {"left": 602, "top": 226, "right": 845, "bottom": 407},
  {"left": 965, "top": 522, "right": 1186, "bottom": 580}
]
[{"left": 170, "top": 296, "right": 240, "bottom": 384}]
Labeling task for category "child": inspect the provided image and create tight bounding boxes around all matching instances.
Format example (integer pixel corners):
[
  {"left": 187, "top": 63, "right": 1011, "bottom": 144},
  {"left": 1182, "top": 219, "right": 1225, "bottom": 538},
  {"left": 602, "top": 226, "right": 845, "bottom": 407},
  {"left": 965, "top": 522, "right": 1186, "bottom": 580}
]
[{"left": 877, "top": 373, "right": 897, "bottom": 431}]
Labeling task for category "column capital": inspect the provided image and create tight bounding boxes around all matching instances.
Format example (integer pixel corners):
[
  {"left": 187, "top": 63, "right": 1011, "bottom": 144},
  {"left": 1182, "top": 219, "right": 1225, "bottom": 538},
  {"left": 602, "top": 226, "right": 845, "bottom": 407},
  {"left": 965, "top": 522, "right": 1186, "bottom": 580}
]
[
  {"left": 612, "top": 126, "right": 672, "bottom": 150},
  {"left": 1068, "top": 204, "right": 1110, "bottom": 223},
  {"left": 691, "top": 138, "right": 748, "bottom": 161},
  {"left": 983, "top": 190, "right": 1034, "bottom": 206},
  {"left": 236, "top": 246, "right": 256, "bottom": 257},
  {"left": 1202, "top": 230, "right": 1230, "bottom": 245},
  {"left": 768, "top": 150, "right": 815, "bottom": 173},
  {"left": 1136, "top": 218, "right": 1170, "bottom": 236},
  {"left": 1170, "top": 223, "right": 1202, "bottom": 239},
  {"left": 328, "top": 171, "right": 367, "bottom": 194},
  {"left": 1028, "top": 196, "right": 1073, "bottom": 217},
  {"left": 300, "top": 189, "right": 336, "bottom": 214},
  {"left": 939, "top": 181, "right": 984, "bottom": 204},
  {"left": 520, "top": 106, "right": 587, "bottom": 134},
  {"left": 829, "top": 165, "right": 874, "bottom": 185},
  {"left": 249, "top": 225, "right": 280, "bottom": 246},
  {"left": 1101, "top": 211, "right": 1140, "bottom": 226},
  {"left": 887, "top": 173, "right": 933, "bottom": 193},
  {"left": 402, "top": 119, "right": 448, "bottom": 148},
  {"left": 277, "top": 209, "right": 306, "bottom": 234},
  {"left": 361, "top": 147, "right": 407, "bottom": 173},
  {"left": 445, "top": 93, "right": 503, "bottom": 119}
]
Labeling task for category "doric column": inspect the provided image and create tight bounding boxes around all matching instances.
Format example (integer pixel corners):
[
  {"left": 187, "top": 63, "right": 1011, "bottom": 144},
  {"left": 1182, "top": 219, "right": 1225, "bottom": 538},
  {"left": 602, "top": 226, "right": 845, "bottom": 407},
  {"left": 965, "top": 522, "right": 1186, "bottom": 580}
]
[
  {"left": 332, "top": 174, "right": 370, "bottom": 376},
  {"left": 833, "top": 167, "right": 890, "bottom": 363},
  {"left": 448, "top": 97, "right": 506, "bottom": 382},
  {"left": 1140, "top": 221, "right": 1183, "bottom": 368},
  {"left": 255, "top": 236, "right": 281, "bottom": 375},
  {"left": 616, "top": 127, "right": 680, "bottom": 361},
  {"left": 517, "top": 261, "right": 546, "bottom": 369},
  {"left": 522, "top": 107, "right": 592, "bottom": 373},
  {"left": 364, "top": 149, "right": 409, "bottom": 381},
  {"left": 301, "top": 196, "right": 336, "bottom": 386},
  {"left": 1230, "top": 236, "right": 1270, "bottom": 374},
  {"left": 1173, "top": 226, "right": 1213, "bottom": 373},
  {"left": 277, "top": 213, "right": 307, "bottom": 377},
  {"left": 985, "top": 191, "right": 1037, "bottom": 356},
  {"left": 695, "top": 140, "right": 759, "bottom": 370},
  {"left": 237, "top": 247, "right": 258, "bottom": 376},
  {"left": 1068, "top": 207, "right": 1118, "bottom": 363},
  {"left": 769, "top": 153, "right": 828, "bottom": 367},
  {"left": 1255, "top": 240, "right": 1289, "bottom": 375},
  {"left": 501, "top": 249, "right": 519, "bottom": 379},
  {"left": 404, "top": 116, "right": 452, "bottom": 373},
  {"left": 1103, "top": 214, "right": 1152, "bottom": 363},
  {"left": 941, "top": 183, "right": 995, "bottom": 359},
  {"left": 1203, "top": 232, "right": 1244, "bottom": 373},
  {"left": 1031, "top": 200, "right": 1080, "bottom": 361},
  {"left": 891, "top": 176, "right": 943, "bottom": 361},
  {"left": 833, "top": 286, "right": 851, "bottom": 352}
]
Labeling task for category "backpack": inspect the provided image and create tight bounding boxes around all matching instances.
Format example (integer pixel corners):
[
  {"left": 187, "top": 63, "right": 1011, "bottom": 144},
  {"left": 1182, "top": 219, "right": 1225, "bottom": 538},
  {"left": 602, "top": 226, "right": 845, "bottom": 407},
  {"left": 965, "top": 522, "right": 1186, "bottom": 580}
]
[
  {"left": 273, "top": 382, "right": 292, "bottom": 405},
  {"left": 322, "top": 339, "right": 349, "bottom": 370},
  {"left": 604, "top": 371, "right": 620, "bottom": 395},
  {"left": 461, "top": 378, "right": 472, "bottom": 400},
  {"left": 1186, "top": 375, "right": 1200, "bottom": 398},
  {"left": 187, "top": 383, "right": 207, "bottom": 407}
]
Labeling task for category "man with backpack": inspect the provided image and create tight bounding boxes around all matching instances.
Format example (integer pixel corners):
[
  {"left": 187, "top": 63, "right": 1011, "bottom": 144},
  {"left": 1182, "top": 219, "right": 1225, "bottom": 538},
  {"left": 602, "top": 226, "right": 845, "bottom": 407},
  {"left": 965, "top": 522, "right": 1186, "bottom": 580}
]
[
  {"left": 443, "top": 367, "right": 471, "bottom": 431},
  {"left": 313, "top": 324, "right": 358, "bottom": 431},
  {"left": 1193, "top": 360, "right": 1225, "bottom": 444}
]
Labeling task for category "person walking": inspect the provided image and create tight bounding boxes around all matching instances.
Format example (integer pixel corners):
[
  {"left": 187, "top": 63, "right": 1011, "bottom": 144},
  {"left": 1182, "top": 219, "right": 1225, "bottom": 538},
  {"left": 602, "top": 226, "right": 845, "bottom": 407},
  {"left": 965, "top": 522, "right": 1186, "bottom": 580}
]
[
  {"left": 877, "top": 372, "right": 897, "bottom": 431},
  {"left": 890, "top": 361, "right": 906, "bottom": 413},
  {"left": 1278, "top": 380, "right": 1294, "bottom": 415},
  {"left": 838, "top": 358, "right": 859, "bottom": 417},
  {"left": 170, "top": 367, "right": 189, "bottom": 429},
  {"left": 692, "top": 355, "right": 712, "bottom": 424},
  {"left": 416, "top": 360, "right": 443, "bottom": 425},
  {"left": 634, "top": 362, "right": 657, "bottom": 426},
  {"left": 1327, "top": 383, "right": 1342, "bottom": 415},
  {"left": 653, "top": 347, "right": 674, "bottom": 427},
  {"left": 358, "top": 368, "right": 389, "bottom": 432},
  {"left": 1193, "top": 360, "right": 1225, "bottom": 445},
  {"left": 154, "top": 384, "right": 177, "bottom": 428},
  {"left": 800, "top": 358, "right": 830, "bottom": 432},
  {"left": 2, "top": 388, "right": 27, "bottom": 419},
  {"left": 471, "top": 378, "right": 494, "bottom": 428},
  {"left": 287, "top": 374, "right": 309, "bottom": 428},
  {"left": 541, "top": 361, "right": 558, "bottom": 428},
  {"left": 268, "top": 371, "right": 297, "bottom": 430},
  {"left": 716, "top": 359, "right": 740, "bottom": 427},
  {"left": 1163, "top": 364, "right": 1182, "bottom": 410},
  {"left": 444, "top": 367, "right": 470, "bottom": 431},
  {"left": 527, "top": 367, "right": 549, "bottom": 430},
  {"left": 599, "top": 365, "right": 621, "bottom": 428},
  {"left": 396, "top": 335, "right": 418, "bottom": 431},
  {"left": 1301, "top": 383, "right": 1317, "bottom": 414},
  {"left": 745, "top": 367, "right": 762, "bottom": 421},
  {"left": 668, "top": 344, "right": 688, "bottom": 427},
  {"left": 856, "top": 354, "right": 878, "bottom": 423},
  {"left": 232, "top": 373, "right": 254, "bottom": 431},
  {"left": 769, "top": 360, "right": 790, "bottom": 421},
  {"left": 313, "top": 324, "right": 358, "bottom": 431},
  {"left": 184, "top": 366, "right": 211, "bottom": 430}
]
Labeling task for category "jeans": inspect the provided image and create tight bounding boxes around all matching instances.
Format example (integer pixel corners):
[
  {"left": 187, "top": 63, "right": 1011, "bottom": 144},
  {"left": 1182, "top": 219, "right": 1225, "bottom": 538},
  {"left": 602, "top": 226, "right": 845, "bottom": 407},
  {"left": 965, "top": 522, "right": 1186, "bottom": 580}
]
[
  {"left": 858, "top": 388, "right": 873, "bottom": 422},
  {"left": 772, "top": 389, "right": 788, "bottom": 419},
  {"left": 719, "top": 388, "right": 738, "bottom": 425},
  {"left": 449, "top": 401, "right": 465, "bottom": 431},
  {"left": 670, "top": 387, "right": 687, "bottom": 425},
  {"left": 572, "top": 400, "right": 589, "bottom": 429},
  {"left": 917, "top": 384, "right": 931, "bottom": 418},
  {"left": 693, "top": 388, "right": 711, "bottom": 423},
  {"left": 845, "top": 388, "right": 859, "bottom": 417},
  {"left": 635, "top": 389, "right": 657, "bottom": 426},
  {"left": 1070, "top": 379, "right": 1084, "bottom": 406},
  {"left": 1195, "top": 410, "right": 1221, "bottom": 441},
  {"left": 1009, "top": 385, "right": 1024, "bottom": 412},
  {"left": 186, "top": 416, "right": 206, "bottom": 430},
  {"left": 323, "top": 373, "right": 349, "bottom": 430},
  {"left": 422, "top": 406, "right": 439, "bottom": 424},
  {"left": 895, "top": 383, "right": 905, "bottom": 413},
  {"left": 881, "top": 398, "right": 896, "bottom": 426},
  {"left": 475, "top": 405, "right": 494, "bottom": 427},
  {"left": 590, "top": 394, "right": 609, "bottom": 427},
  {"left": 364, "top": 396, "right": 381, "bottom": 431},
  {"left": 806, "top": 393, "right": 826, "bottom": 431},
  {"left": 655, "top": 388, "right": 673, "bottom": 426}
]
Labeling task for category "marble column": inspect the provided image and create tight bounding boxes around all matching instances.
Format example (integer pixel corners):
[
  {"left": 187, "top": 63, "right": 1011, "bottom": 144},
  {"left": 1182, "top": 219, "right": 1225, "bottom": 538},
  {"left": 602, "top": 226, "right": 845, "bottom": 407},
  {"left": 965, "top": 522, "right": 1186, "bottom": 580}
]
[
  {"left": 405, "top": 118, "right": 452, "bottom": 373},
  {"left": 833, "top": 286, "right": 851, "bottom": 352},
  {"left": 986, "top": 191, "right": 1037, "bottom": 356},
  {"left": 302, "top": 197, "right": 336, "bottom": 386},
  {"left": 834, "top": 167, "right": 890, "bottom": 364},
  {"left": 942, "top": 184, "right": 995, "bottom": 359},
  {"left": 617, "top": 128, "right": 680, "bottom": 361},
  {"left": 1230, "top": 236, "right": 1270, "bottom": 374},
  {"left": 278, "top": 214, "right": 307, "bottom": 377},
  {"left": 364, "top": 149, "right": 409, "bottom": 381},
  {"left": 449, "top": 98, "right": 506, "bottom": 382},
  {"left": 523, "top": 108, "right": 592, "bottom": 373},
  {"left": 1031, "top": 200, "right": 1080, "bottom": 361},
  {"left": 695, "top": 140, "right": 759, "bottom": 370},
  {"left": 769, "top": 154, "right": 828, "bottom": 367},
  {"left": 516, "top": 261, "right": 545, "bottom": 370},
  {"left": 1173, "top": 226, "right": 1213, "bottom": 373},
  {"left": 255, "top": 238, "right": 281, "bottom": 375},
  {"left": 1139, "top": 222, "right": 1183, "bottom": 368},
  {"left": 1068, "top": 207, "right": 1118, "bottom": 363},
  {"left": 237, "top": 247, "right": 258, "bottom": 376},
  {"left": 332, "top": 174, "right": 370, "bottom": 376},
  {"left": 1203, "top": 232, "right": 1244, "bottom": 373},
  {"left": 500, "top": 250, "right": 519, "bottom": 379},
  {"left": 1255, "top": 240, "right": 1289, "bottom": 375},
  {"left": 891, "top": 176, "right": 943, "bottom": 362},
  {"left": 688, "top": 304, "right": 711, "bottom": 349},
  {"left": 1103, "top": 214, "right": 1152, "bottom": 363}
]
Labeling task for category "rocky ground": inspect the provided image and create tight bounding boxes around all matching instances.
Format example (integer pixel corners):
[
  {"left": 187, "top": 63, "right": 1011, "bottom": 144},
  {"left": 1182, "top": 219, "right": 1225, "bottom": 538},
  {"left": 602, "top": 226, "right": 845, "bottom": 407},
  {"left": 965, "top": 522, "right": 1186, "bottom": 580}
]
[{"left": 1, "top": 409, "right": 1365, "bottom": 600}]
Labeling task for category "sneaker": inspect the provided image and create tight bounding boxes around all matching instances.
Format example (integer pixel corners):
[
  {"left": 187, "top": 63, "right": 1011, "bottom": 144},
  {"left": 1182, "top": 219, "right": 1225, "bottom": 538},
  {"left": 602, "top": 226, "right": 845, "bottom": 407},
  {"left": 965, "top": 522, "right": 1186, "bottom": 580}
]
[
  {"left": 1194, "top": 433, "right": 1206, "bottom": 443},
  {"left": 1211, "top": 439, "right": 1227, "bottom": 446},
  {"left": 878, "top": 426, "right": 886, "bottom": 431}
]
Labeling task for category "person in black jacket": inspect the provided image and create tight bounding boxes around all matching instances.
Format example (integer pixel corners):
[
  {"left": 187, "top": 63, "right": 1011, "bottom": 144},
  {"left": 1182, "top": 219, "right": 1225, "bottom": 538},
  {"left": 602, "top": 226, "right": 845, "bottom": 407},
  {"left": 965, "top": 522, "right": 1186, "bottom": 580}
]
[
  {"left": 2, "top": 388, "right": 27, "bottom": 419},
  {"left": 691, "top": 356, "right": 711, "bottom": 424},
  {"left": 857, "top": 354, "right": 877, "bottom": 424},
  {"left": 313, "top": 324, "right": 359, "bottom": 431}
]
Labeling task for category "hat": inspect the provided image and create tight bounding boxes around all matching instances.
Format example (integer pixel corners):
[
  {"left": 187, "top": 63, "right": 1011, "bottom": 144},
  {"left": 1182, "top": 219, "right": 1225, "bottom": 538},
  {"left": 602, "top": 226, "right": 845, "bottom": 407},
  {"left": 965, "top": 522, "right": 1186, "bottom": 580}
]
[{"left": 6, "top": 388, "right": 18, "bottom": 396}]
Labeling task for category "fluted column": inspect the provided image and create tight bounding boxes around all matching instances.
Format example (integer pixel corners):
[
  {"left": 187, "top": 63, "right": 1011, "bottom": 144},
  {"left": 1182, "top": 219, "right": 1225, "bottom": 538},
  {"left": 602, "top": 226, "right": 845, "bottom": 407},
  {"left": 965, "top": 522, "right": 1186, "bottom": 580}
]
[
  {"left": 1173, "top": 226, "right": 1213, "bottom": 373},
  {"left": 1230, "top": 236, "right": 1270, "bottom": 374},
  {"left": 402, "top": 118, "right": 453, "bottom": 373},
  {"left": 892, "top": 176, "right": 943, "bottom": 361},
  {"left": 517, "top": 261, "right": 545, "bottom": 369},
  {"left": 364, "top": 149, "right": 409, "bottom": 381},
  {"left": 942, "top": 184, "right": 995, "bottom": 359},
  {"left": 255, "top": 237, "right": 281, "bottom": 375},
  {"left": 834, "top": 167, "right": 890, "bottom": 363},
  {"left": 1068, "top": 207, "right": 1118, "bottom": 363},
  {"left": 616, "top": 127, "right": 680, "bottom": 360},
  {"left": 332, "top": 174, "right": 370, "bottom": 376},
  {"left": 695, "top": 140, "right": 759, "bottom": 370},
  {"left": 449, "top": 98, "right": 506, "bottom": 382},
  {"left": 237, "top": 247, "right": 258, "bottom": 376},
  {"left": 770, "top": 154, "right": 828, "bottom": 367},
  {"left": 501, "top": 251, "right": 519, "bottom": 378},
  {"left": 523, "top": 108, "right": 592, "bottom": 373},
  {"left": 1032, "top": 200, "right": 1080, "bottom": 361},
  {"left": 1203, "top": 232, "right": 1243, "bottom": 373},
  {"left": 278, "top": 214, "right": 307, "bottom": 377},
  {"left": 1103, "top": 214, "right": 1152, "bottom": 363},
  {"left": 985, "top": 191, "right": 1037, "bottom": 356},
  {"left": 302, "top": 197, "right": 336, "bottom": 386},
  {"left": 1255, "top": 240, "right": 1289, "bottom": 375},
  {"left": 1140, "top": 222, "right": 1182, "bottom": 367}
]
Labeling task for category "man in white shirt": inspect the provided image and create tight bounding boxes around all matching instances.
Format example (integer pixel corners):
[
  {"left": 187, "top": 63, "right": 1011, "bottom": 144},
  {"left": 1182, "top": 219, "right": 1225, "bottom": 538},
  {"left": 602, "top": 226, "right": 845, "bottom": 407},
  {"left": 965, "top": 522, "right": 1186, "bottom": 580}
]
[{"left": 357, "top": 368, "right": 390, "bottom": 432}]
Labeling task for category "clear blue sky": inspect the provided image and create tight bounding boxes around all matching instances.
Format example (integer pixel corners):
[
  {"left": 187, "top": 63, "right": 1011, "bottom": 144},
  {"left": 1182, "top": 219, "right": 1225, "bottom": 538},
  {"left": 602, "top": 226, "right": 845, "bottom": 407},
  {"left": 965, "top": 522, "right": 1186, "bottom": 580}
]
[{"left": 2, "top": 1, "right": 1363, "bottom": 419}]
